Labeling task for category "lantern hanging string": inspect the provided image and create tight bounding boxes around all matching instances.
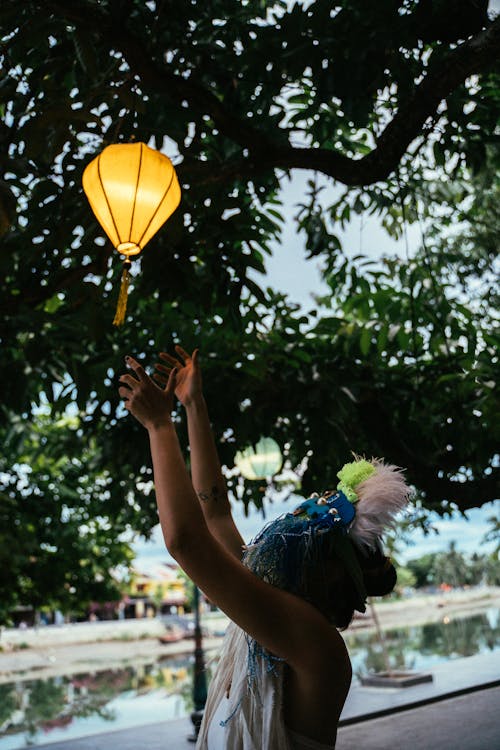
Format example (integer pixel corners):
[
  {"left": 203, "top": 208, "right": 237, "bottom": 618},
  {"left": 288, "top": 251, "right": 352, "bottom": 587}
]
[{"left": 113, "top": 258, "right": 132, "bottom": 327}]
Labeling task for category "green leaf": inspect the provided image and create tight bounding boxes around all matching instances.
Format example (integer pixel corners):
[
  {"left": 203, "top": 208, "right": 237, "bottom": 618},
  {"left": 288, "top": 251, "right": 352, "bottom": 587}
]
[
  {"left": 43, "top": 294, "right": 65, "bottom": 314},
  {"left": 359, "top": 327, "right": 371, "bottom": 356},
  {"left": 377, "top": 323, "right": 389, "bottom": 353}
]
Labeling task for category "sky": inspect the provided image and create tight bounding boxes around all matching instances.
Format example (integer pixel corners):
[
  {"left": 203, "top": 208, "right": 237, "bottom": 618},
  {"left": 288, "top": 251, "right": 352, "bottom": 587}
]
[
  {"left": 132, "top": 493, "right": 497, "bottom": 572},
  {"left": 252, "top": 169, "right": 421, "bottom": 307},
  {"left": 132, "top": 168, "right": 498, "bottom": 572}
]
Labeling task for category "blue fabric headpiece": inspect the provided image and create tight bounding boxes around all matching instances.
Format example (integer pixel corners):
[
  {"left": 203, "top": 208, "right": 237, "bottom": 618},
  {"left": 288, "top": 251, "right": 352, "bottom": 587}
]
[
  {"left": 290, "top": 490, "right": 356, "bottom": 529},
  {"left": 243, "top": 489, "right": 367, "bottom": 615},
  {"left": 242, "top": 456, "right": 412, "bottom": 621}
]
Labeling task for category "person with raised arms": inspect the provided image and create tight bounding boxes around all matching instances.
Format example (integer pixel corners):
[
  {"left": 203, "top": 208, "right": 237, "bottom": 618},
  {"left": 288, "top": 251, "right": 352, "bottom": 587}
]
[{"left": 118, "top": 346, "right": 410, "bottom": 749}]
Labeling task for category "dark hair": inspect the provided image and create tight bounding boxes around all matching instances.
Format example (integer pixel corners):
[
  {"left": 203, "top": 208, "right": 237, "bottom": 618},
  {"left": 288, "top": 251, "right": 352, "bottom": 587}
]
[
  {"left": 307, "top": 540, "right": 397, "bottom": 630},
  {"left": 357, "top": 542, "right": 397, "bottom": 598},
  {"left": 244, "top": 514, "right": 397, "bottom": 630}
]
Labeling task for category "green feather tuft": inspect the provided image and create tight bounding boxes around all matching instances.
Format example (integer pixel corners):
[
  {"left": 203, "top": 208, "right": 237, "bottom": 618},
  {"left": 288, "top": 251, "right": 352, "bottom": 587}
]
[{"left": 337, "top": 459, "right": 376, "bottom": 502}]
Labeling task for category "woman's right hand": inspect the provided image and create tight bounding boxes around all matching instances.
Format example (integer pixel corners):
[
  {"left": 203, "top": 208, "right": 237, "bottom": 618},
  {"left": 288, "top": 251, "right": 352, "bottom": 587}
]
[{"left": 154, "top": 345, "right": 202, "bottom": 408}]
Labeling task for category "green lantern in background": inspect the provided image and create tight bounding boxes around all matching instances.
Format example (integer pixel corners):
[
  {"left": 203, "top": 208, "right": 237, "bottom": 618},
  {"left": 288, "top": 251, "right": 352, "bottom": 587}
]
[{"left": 235, "top": 437, "right": 283, "bottom": 480}]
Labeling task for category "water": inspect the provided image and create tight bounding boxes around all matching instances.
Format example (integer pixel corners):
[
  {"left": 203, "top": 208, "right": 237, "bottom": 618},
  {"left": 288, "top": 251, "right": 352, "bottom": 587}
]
[
  {"left": 0, "top": 656, "right": 211, "bottom": 749},
  {"left": 347, "top": 607, "right": 500, "bottom": 678},
  {"left": 0, "top": 609, "right": 498, "bottom": 748}
]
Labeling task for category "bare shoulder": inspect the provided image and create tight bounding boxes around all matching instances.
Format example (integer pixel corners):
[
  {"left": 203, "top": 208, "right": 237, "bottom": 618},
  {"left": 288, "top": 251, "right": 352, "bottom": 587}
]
[
  {"left": 284, "top": 629, "right": 352, "bottom": 744},
  {"left": 290, "top": 625, "right": 351, "bottom": 697}
]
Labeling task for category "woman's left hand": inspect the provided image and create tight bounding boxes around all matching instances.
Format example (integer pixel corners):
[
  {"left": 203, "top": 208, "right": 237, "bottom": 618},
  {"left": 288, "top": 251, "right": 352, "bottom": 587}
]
[
  {"left": 154, "top": 345, "right": 202, "bottom": 408},
  {"left": 118, "top": 355, "right": 177, "bottom": 430}
]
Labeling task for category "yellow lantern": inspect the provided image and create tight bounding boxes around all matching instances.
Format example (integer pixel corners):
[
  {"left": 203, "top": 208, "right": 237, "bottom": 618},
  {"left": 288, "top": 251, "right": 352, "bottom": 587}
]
[{"left": 82, "top": 142, "right": 181, "bottom": 325}]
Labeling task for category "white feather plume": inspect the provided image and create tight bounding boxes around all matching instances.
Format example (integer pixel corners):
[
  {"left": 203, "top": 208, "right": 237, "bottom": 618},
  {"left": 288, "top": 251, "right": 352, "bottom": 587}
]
[{"left": 349, "top": 459, "right": 411, "bottom": 548}]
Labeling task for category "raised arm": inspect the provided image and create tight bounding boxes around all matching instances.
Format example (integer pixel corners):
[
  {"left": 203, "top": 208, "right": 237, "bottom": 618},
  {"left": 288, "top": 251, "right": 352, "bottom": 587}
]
[
  {"left": 117, "top": 357, "right": 346, "bottom": 689},
  {"left": 154, "top": 346, "right": 244, "bottom": 559}
]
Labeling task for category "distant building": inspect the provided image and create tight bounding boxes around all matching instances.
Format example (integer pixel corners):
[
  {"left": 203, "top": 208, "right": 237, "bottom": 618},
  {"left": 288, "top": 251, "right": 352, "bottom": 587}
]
[{"left": 125, "top": 561, "right": 188, "bottom": 618}]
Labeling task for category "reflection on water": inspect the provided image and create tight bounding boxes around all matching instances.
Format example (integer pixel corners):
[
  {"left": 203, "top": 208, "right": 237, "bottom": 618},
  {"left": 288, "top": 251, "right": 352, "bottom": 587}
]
[
  {"left": 0, "top": 610, "right": 498, "bottom": 748},
  {"left": 0, "top": 657, "right": 214, "bottom": 749},
  {"left": 347, "top": 609, "right": 500, "bottom": 678}
]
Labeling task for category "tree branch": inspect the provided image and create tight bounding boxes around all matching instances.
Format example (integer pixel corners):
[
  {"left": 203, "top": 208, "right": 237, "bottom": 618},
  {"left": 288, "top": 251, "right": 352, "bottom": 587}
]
[
  {"left": 237, "top": 17, "right": 500, "bottom": 185},
  {"left": 352, "top": 380, "right": 499, "bottom": 512},
  {"left": 420, "top": 470, "right": 499, "bottom": 512},
  {"left": 0, "top": 246, "right": 112, "bottom": 314},
  {"left": 43, "top": 3, "right": 500, "bottom": 187}
]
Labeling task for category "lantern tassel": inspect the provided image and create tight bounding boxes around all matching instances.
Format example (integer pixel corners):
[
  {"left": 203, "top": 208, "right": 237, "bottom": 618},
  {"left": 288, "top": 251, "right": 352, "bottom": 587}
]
[{"left": 113, "top": 259, "right": 132, "bottom": 326}]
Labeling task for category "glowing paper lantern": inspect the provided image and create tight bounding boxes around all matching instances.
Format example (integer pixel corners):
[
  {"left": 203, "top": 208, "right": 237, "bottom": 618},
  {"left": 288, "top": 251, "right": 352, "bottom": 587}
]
[
  {"left": 235, "top": 437, "right": 283, "bottom": 480},
  {"left": 82, "top": 142, "right": 181, "bottom": 325}
]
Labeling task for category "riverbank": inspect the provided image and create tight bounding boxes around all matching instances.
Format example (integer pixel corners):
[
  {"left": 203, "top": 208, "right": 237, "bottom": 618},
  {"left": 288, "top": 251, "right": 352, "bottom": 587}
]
[
  {"left": 349, "top": 585, "right": 500, "bottom": 632},
  {"left": 0, "top": 586, "right": 498, "bottom": 685}
]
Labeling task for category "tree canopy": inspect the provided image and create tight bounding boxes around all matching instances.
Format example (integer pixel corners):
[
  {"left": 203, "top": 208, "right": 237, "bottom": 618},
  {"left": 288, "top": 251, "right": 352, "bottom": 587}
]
[{"left": 1, "top": 0, "right": 499, "bottom": 620}]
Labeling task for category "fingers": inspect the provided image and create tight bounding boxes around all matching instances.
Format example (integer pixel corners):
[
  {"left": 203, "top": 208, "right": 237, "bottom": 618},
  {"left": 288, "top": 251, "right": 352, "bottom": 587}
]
[
  {"left": 159, "top": 351, "right": 182, "bottom": 368},
  {"left": 118, "top": 359, "right": 177, "bottom": 425},
  {"left": 153, "top": 367, "right": 176, "bottom": 390},
  {"left": 125, "top": 355, "right": 147, "bottom": 381},
  {"left": 119, "top": 373, "right": 139, "bottom": 389},
  {"left": 192, "top": 348, "right": 199, "bottom": 367},
  {"left": 175, "top": 344, "right": 192, "bottom": 362},
  {"left": 153, "top": 372, "right": 168, "bottom": 386},
  {"left": 165, "top": 367, "right": 177, "bottom": 394},
  {"left": 154, "top": 362, "right": 171, "bottom": 375},
  {"left": 153, "top": 363, "right": 172, "bottom": 387},
  {"left": 158, "top": 346, "right": 199, "bottom": 368}
]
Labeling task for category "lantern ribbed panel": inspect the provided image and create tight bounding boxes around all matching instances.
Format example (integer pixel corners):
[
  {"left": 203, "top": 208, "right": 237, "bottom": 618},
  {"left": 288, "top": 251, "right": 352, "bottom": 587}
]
[
  {"left": 82, "top": 142, "right": 181, "bottom": 256},
  {"left": 82, "top": 156, "right": 121, "bottom": 249}
]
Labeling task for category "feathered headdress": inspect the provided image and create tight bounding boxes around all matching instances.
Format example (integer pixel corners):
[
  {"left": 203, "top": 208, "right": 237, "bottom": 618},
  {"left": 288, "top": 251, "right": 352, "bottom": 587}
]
[
  {"left": 337, "top": 457, "right": 411, "bottom": 548},
  {"left": 243, "top": 457, "right": 411, "bottom": 614}
]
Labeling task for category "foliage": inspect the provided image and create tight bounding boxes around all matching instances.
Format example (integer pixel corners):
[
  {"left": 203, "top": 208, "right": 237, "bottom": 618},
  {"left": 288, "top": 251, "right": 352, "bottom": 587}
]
[
  {"left": 394, "top": 565, "right": 417, "bottom": 591},
  {"left": 406, "top": 553, "right": 440, "bottom": 588},
  {"left": 0, "top": 1, "right": 499, "bottom": 617},
  {"left": 432, "top": 541, "right": 472, "bottom": 587},
  {"left": 0, "top": 411, "right": 135, "bottom": 624},
  {"left": 483, "top": 513, "right": 500, "bottom": 554},
  {"left": 406, "top": 542, "right": 500, "bottom": 588}
]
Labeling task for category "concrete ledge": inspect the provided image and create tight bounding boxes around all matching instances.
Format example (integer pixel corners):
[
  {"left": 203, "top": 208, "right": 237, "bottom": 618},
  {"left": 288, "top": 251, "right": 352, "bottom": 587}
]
[
  {"left": 359, "top": 671, "right": 433, "bottom": 688},
  {"left": 336, "top": 685, "right": 500, "bottom": 750},
  {"left": 339, "top": 677, "right": 500, "bottom": 726},
  {"left": 340, "top": 650, "right": 500, "bottom": 723}
]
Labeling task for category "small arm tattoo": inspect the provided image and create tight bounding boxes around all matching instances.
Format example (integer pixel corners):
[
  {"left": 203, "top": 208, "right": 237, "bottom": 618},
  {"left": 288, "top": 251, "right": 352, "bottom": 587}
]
[{"left": 197, "top": 485, "right": 221, "bottom": 503}]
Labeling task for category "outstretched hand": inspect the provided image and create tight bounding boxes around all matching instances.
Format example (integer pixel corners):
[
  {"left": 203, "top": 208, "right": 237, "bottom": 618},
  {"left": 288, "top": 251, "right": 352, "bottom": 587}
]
[
  {"left": 153, "top": 345, "right": 202, "bottom": 407},
  {"left": 118, "top": 355, "right": 177, "bottom": 430}
]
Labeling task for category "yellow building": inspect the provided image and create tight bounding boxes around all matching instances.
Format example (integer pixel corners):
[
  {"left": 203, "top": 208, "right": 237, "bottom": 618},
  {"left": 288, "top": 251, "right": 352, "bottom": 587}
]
[{"left": 128, "top": 562, "right": 187, "bottom": 616}]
